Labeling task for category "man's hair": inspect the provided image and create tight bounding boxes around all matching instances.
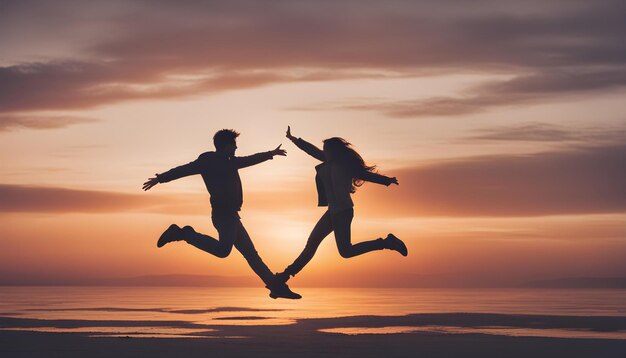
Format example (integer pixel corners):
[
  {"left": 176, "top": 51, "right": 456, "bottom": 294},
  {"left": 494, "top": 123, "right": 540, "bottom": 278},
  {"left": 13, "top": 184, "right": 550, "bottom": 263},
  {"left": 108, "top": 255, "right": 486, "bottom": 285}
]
[{"left": 213, "top": 129, "right": 240, "bottom": 150}]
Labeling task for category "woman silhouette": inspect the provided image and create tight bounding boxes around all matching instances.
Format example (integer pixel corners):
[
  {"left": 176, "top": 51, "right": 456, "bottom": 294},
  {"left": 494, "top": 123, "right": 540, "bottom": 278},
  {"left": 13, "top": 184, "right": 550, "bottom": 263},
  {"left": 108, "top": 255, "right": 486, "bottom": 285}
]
[{"left": 273, "top": 126, "right": 407, "bottom": 288}]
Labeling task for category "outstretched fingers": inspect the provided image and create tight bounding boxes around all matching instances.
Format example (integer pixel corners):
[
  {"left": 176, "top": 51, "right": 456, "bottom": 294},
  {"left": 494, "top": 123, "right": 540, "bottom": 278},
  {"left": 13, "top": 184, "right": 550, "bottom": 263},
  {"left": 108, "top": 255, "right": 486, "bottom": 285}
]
[
  {"left": 143, "top": 177, "right": 158, "bottom": 191},
  {"left": 274, "top": 144, "right": 287, "bottom": 156}
]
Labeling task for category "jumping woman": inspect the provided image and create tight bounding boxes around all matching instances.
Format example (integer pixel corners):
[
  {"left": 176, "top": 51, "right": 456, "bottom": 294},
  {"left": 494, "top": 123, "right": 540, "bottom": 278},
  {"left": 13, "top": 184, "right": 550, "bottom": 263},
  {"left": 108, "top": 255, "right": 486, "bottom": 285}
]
[{"left": 272, "top": 126, "right": 408, "bottom": 292}]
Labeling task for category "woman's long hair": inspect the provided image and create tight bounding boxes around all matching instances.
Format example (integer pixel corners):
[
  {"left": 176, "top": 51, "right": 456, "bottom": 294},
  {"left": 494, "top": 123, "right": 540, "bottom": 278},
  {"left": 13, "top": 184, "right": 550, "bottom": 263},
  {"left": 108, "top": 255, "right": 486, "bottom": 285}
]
[{"left": 323, "top": 137, "right": 377, "bottom": 193}]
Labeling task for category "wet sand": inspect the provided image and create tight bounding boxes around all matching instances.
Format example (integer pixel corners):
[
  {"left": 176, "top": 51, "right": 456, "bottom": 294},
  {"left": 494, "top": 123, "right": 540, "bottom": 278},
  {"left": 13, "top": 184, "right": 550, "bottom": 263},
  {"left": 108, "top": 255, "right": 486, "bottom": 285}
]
[{"left": 1, "top": 313, "right": 625, "bottom": 357}]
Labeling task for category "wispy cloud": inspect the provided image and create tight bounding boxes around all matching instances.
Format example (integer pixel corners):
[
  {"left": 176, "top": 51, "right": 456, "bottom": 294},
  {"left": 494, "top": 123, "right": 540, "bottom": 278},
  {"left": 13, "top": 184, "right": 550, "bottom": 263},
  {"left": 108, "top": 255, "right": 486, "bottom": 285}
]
[
  {"left": 0, "top": 184, "right": 307, "bottom": 216},
  {"left": 358, "top": 144, "right": 626, "bottom": 217},
  {"left": 460, "top": 122, "right": 626, "bottom": 144},
  {"left": 0, "top": 114, "right": 97, "bottom": 131},
  {"left": 294, "top": 69, "right": 626, "bottom": 117},
  {"left": 0, "top": 184, "right": 205, "bottom": 214},
  {"left": 0, "top": 0, "right": 624, "bottom": 123},
  {"left": 0, "top": 62, "right": 387, "bottom": 115}
]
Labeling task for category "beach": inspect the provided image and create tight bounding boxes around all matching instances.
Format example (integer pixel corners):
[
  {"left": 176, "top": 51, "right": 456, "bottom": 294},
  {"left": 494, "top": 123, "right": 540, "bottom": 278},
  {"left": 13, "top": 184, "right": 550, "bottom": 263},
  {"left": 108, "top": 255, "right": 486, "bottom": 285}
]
[
  {"left": 2, "top": 313, "right": 626, "bottom": 358},
  {"left": 1, "top": 287, "right": 625, "bottom": 357}
]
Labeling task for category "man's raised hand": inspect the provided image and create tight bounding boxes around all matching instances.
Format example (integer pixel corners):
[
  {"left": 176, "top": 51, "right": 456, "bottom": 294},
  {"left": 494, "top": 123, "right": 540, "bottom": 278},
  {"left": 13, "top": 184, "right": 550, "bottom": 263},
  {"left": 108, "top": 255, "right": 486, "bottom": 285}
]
[
  {"left": 143, "top": 176, "right": 159, "bottom": 191},
  {"left": 272, "top": 144, "right": 287, "bottom": 157}
]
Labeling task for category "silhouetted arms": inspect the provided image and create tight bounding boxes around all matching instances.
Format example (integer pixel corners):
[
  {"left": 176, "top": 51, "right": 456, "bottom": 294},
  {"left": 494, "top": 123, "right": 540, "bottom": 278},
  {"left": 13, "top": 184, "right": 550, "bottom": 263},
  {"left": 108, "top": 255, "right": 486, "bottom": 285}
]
[
  {"left": 142, "top": 177, "right": 159, "bottom": 191},
  {"left": 356, "top": 170, "right": 399, "bottom": 186},
  {"left": 143, "top": 159, "right": 202, "bottom": 190},
  {"left": 157, "top": 161, "right": 201, "bottom": 183},
  {"left": 286, "top": 126, "right": 325, "bottom": 161},
  {"left": 233, "top": 144, "right": 286, "bottom": 169}
]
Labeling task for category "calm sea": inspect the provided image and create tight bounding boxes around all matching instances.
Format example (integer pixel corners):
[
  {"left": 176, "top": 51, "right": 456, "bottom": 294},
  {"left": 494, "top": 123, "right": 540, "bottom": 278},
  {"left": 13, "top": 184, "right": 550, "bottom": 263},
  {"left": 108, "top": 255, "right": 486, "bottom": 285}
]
[{"left": 1, "top": 287, "right": 625, "bottom": 339}]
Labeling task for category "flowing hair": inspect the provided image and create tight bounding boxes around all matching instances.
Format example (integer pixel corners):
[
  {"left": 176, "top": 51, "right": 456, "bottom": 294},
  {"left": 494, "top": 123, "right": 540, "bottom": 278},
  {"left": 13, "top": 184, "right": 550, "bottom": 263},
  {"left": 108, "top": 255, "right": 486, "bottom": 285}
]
[{"left": 323, "top": 137, "right": 377, "bottom": 193}]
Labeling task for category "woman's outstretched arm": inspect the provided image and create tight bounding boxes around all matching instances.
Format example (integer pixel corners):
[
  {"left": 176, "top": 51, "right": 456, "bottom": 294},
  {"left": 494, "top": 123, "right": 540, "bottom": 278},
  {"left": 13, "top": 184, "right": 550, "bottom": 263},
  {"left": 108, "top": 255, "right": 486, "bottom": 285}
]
[
  {"left": 356, "top": 169, "right": 399, "bottom": 186},
  {"left": 286, "top": 126, "right": 325, "bottom": 161}
]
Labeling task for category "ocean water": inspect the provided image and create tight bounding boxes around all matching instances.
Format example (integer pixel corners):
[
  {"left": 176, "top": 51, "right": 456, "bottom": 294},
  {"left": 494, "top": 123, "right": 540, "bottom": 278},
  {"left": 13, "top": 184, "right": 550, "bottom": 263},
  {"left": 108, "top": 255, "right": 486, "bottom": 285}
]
[{"left": 1, "top": 287, "right": 625, "bottom": 339}]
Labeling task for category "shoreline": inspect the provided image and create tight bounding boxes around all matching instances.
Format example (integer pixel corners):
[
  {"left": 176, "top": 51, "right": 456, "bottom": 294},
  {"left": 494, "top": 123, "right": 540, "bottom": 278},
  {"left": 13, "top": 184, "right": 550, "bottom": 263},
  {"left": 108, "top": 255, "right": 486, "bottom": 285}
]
[{"left": 1, "top": 312, "right": 625, "bottom": 357}]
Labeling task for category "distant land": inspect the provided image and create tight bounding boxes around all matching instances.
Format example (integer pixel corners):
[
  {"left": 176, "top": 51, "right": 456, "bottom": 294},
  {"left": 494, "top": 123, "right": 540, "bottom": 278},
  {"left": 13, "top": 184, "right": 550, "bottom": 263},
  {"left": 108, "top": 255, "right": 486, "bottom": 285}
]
[
  {"left": 0, "top": 274, "right": 257, "bottom": 287},
  {"left": 522, "top": 277, "right": 626, "bottom": 289},
  {"left": 1, "top": 274, "right": 625, "bottom": 288}
]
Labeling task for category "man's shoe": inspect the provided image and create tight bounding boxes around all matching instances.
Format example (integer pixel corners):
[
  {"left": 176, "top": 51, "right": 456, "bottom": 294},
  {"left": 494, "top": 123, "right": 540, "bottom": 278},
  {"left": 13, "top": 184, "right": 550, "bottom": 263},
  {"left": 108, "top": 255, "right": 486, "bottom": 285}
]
[
  {"left": 266, "top": 282, "right": 302, "bottom": 300},
  {"left": 384, "top": 233, "right": 408, "bottom": 256},
  {"left": 157, "top": 224, "right": 182, "bottom": 248},
  {"left": 182, "top": 225, "right": 196, "bottom": 234}
]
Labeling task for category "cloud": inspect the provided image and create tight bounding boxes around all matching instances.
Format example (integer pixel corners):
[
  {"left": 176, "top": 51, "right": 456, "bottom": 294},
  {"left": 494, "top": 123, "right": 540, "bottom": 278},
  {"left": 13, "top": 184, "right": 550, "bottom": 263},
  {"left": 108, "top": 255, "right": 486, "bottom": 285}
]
[
  {"left": 0, "top": 114, "right": 97, "bottom": 131},
  {"left": 357, "top": 144, "right": 626, "bottom": 217},
  {"left": 297, "top": 68, "right": 626, "bottom": 117},
  {"left": 0, "top": 184, "right": 206, "bottom": 214},
  {"left": 0, "top": 62, "right": 383, "bottom": 113},
  {"left": 0, "top": 183, "right": 310, "bottom": 216},
  {"left": 0, "top": 62, "right": 280, "bottom": 112},
  {"left": 461, "top": 122, "right": 626, "bottom": 144},
  {"left": 0, "top": 0, "right": 625, "bottom": 121}
]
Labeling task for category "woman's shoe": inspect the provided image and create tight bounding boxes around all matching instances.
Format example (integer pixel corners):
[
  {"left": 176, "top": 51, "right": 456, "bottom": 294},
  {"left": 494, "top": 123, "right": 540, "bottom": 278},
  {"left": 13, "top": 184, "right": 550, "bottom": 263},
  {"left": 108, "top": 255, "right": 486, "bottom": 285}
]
[{"left": 384, "top": 233, "right": 408, "bottom": 256}]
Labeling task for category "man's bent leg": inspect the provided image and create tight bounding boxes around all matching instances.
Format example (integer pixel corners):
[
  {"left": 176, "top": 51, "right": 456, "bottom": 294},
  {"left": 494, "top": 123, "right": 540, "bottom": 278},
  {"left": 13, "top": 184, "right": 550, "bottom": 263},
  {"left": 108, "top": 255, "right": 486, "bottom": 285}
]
[{"left": 182, "top": 215, "right": 238, "bottom": 258}]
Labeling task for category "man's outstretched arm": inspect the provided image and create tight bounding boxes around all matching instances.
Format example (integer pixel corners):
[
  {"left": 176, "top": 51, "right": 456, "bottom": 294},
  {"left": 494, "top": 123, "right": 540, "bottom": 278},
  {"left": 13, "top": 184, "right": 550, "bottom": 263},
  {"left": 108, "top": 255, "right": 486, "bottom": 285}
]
[
  {"left": 233, "top": 144, "right": 286, "bottom": 169},
  {"left": 142, "top": 160, "right": 201, "bottom": 191},
  {"left": 142, "top": 176, "right": 159, "bottom": 191}
]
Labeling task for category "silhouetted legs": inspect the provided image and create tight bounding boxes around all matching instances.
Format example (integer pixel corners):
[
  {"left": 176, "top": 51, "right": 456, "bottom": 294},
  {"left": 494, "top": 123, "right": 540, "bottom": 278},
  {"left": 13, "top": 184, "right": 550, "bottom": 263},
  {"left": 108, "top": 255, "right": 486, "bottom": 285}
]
[
  {"left": 282, "top": 208, "right": 385, "bottom": 277},
  {"left": 183, "top": 215, "right": 236, "bottom": 258},
  {"left": 332, "top": 208, "right": 386, "bottom": 258},
  {"left": 283, "top": 210, "right": 334, "bottom": 276},
  {"left": 183, "top": 214, "right": 274, "bottom": 285},
  {"left": 232, "top": 223, "right": 275, "bottom": 286}
]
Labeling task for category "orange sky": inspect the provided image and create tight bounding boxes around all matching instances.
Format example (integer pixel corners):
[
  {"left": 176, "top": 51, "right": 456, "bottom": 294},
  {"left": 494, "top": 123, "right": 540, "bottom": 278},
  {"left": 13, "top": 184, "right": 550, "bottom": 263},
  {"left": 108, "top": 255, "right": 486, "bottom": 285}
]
[{"left": 1, "top": 0, "right": 625, "bottom": 287}]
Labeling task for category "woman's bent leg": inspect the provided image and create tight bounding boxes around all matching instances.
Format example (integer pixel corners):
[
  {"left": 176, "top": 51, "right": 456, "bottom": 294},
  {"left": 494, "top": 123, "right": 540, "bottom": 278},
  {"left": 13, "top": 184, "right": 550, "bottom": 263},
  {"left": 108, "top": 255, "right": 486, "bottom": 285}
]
[{"left": 332, "top": 209, "right": 385, "bottom": 258}]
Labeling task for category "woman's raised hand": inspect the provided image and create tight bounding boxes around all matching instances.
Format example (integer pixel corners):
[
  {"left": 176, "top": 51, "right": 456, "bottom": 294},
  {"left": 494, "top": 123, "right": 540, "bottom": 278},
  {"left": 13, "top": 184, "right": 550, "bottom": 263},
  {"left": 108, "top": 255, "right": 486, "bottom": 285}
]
[{"left": 286, "top": 126, "right": 296, "bottom": 141}]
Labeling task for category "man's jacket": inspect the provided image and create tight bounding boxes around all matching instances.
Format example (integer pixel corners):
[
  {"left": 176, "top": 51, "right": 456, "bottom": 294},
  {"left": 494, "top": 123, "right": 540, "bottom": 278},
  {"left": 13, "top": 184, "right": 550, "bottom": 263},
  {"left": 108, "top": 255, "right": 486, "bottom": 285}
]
[{"left": 156, "top": 151, "right": 273, "bottom": 215}]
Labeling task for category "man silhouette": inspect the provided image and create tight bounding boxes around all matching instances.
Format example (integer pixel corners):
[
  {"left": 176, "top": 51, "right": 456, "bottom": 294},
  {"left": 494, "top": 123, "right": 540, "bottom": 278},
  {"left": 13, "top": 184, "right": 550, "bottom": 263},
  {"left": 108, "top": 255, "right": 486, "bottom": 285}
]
[{"left": 143, "top": 129, "right": 300, "bottom": 299}]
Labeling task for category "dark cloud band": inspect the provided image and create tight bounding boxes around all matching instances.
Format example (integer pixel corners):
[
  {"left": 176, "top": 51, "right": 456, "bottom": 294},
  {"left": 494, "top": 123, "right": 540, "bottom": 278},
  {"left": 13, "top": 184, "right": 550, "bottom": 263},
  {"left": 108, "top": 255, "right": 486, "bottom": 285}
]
[
  {"left": 1, "top": 144, "right": 624, "bottom": 217},
  {"left": 359, "top": 144, "right": 626, "bottom": 217}
]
